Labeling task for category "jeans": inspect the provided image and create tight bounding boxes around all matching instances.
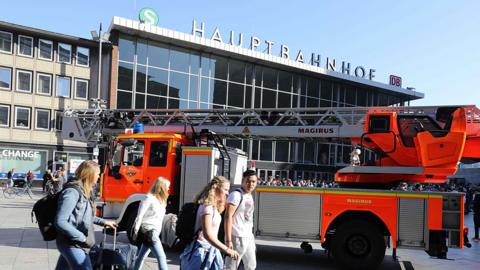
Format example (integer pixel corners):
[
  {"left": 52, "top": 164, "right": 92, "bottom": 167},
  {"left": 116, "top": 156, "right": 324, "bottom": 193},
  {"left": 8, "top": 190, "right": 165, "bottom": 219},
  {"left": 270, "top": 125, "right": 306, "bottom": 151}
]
[
  {"left": 133, "top": 230, "right": 168, "bottom": 270},
  {"left": 55, "top": 241, "right": 92, "bottom": 270}
]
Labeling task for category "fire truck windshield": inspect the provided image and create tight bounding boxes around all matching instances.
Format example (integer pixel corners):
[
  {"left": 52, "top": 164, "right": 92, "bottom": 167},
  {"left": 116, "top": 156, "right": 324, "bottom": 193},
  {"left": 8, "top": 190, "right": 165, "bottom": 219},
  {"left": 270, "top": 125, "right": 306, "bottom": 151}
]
[{"left": 112, "top": 140, "right": 145, "bottom": 166}]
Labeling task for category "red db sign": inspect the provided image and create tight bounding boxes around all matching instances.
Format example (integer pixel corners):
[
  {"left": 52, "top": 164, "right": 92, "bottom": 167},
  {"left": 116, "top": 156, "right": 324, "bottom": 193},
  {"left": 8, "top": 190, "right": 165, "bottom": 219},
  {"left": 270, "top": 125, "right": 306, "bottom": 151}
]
[{"left": 389, "top": 75, "right": 402, "bottom": 87}]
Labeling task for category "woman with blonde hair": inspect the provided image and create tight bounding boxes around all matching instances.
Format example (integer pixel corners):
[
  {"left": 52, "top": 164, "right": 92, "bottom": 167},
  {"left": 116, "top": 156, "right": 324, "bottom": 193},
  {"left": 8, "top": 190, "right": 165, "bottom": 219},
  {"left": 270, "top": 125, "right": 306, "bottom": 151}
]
[
  {"left": 132, "top": 177, "right": 170, "bottom": 270},
  {"left": 180, "top": 176, "right": 239, "bottom": 270},
  {"left": 54, "top": 160, "right": 116, "bottom": 270}
]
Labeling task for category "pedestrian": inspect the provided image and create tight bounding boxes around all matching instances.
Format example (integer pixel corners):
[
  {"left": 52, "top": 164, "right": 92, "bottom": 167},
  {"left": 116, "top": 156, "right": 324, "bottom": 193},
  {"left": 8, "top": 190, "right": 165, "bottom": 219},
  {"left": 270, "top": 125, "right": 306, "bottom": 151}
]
[
  {"left": 132, "top": 177, "right": 170, "bottom": 270},
  {"left": 465, "top": 184, "right": 474, "bottom": 214},
  {"left": 42, "top": 169, "right": 53, "bottom": 192},
  {"left": 7, "top": 168, "right": 14, "bottom": 187},
  {"left": 224, "top": 169, "right": 258, "bottom": 270},
  {"left": 54, "top": 160, "right": 117, "bottom": 270},
  {"left": 180, "top": 176, "right": 239, "bottom": 270},
  {"left": 473, "top": 188, "right": 480, "bottom": 241},
  {"left": 26, "top": 170, "right": 34, "bottom": 187}
]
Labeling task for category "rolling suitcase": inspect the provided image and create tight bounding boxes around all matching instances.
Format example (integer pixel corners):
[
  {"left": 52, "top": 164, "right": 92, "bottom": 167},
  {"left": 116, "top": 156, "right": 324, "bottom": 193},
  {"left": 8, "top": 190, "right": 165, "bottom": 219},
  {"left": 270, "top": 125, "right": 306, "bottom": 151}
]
[{"left": 89, "top": 228, "right": 137, "bottom": 270}]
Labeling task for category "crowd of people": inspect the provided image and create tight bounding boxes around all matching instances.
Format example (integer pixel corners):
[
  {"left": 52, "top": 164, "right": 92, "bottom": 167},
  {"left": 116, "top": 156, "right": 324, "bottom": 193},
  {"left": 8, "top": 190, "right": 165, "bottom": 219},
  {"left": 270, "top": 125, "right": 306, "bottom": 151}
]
[{"left": 258, "top": 177, "right": 338, "bottom": 188}]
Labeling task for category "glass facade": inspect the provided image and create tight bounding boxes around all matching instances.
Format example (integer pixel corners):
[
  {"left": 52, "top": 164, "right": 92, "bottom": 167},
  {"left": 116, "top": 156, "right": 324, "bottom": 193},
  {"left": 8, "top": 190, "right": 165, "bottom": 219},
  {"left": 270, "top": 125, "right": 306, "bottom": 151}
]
[{"left": 116, "top": 34, "right": 406, "bottom": 181}]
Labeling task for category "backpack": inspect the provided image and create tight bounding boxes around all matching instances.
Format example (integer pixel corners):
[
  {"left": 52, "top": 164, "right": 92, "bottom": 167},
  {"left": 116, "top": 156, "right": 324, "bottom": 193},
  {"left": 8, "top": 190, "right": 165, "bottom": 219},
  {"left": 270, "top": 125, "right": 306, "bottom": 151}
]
[
  {"left": 175, "top": 202, "right": 200, "bottom": 245},
  {"left": 31, "top": 183, "right": 82, "bottom": 241},
  {"left": 218, "top": 188, "right": 244, "bottom": 243}
]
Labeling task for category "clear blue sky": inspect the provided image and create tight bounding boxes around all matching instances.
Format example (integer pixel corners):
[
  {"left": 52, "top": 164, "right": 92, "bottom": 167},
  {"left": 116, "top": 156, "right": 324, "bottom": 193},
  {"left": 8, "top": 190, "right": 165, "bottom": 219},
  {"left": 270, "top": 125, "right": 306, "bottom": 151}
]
[{"left": 2, "top": 0, "right": 479, "bottom": 106}]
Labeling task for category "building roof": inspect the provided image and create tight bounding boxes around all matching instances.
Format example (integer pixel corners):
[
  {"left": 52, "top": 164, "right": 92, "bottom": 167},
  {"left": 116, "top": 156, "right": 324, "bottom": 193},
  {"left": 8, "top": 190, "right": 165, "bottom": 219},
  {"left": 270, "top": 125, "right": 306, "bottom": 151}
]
[
  {"left": 0, "top": 20, "right": 99, "bottom": 48},
  {"left": 109, "top": 16, "right": 424, "bottom": 101}
]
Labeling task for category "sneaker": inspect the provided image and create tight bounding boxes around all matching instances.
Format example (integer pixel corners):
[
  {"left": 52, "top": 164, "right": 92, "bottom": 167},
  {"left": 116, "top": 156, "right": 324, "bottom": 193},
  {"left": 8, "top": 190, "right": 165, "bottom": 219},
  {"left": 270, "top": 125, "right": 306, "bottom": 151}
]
[{"left": 472, "top": 237, "right": 480, "bottom": 241}]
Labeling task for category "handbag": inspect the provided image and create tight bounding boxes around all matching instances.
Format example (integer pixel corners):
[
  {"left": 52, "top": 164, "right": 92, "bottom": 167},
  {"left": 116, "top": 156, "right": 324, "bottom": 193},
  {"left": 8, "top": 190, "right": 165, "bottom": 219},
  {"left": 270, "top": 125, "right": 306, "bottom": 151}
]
[{"left": 138, "top": 226, "right": 155, "bottom": 246}]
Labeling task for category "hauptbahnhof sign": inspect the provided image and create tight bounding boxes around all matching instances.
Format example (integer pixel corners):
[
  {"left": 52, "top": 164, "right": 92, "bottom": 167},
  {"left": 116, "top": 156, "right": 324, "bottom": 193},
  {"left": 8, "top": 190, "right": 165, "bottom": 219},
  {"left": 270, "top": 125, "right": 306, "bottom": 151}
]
[{"left": 192, "top": 20, "right": 376, "bottom": 81}]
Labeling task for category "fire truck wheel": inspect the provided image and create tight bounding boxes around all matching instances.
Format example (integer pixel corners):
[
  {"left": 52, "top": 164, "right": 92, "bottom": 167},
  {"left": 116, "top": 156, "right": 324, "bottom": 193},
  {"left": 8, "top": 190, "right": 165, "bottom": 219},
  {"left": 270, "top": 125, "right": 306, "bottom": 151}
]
[{"left": 331, "top": 219, "right": 386, "bottom": 270}]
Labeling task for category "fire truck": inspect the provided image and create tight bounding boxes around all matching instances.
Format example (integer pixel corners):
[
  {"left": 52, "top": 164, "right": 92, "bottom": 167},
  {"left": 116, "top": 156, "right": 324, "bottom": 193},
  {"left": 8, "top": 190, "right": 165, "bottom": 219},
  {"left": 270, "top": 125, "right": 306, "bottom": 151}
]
[{"left": 62, "top": 103, "right": 480, "bottom": 269}]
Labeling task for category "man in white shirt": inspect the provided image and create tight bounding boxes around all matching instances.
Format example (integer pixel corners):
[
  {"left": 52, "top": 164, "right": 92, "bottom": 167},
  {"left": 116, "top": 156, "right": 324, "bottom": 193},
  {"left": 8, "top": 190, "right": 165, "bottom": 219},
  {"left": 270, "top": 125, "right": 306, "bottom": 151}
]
[{"left": 224, "top": 169, "right": 258, "bottom": 270}]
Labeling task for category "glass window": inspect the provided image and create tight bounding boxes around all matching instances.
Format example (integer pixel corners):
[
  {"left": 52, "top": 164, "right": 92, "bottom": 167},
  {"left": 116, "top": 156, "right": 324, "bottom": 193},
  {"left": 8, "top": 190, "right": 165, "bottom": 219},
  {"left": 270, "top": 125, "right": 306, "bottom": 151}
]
[
  {"left": 0, "top": 105, "right": 9, "bottom": 127},
  {"left": 136, "top": 65, "right": 146, "bottom": 93},
  {"left": 117, "top": 91, "right": 132, "bottom": 109},
  {"left": 277, "top": 92, "right": 291, "bottom": 108},
  {"left": 189, "top": 75, "right": 199, "bottom": 101},
  {"left": 168, "top": 98, "right": 180, "bottom": 109},
  {"left": 135, "top": 93, "right": 145, "bottom": 109},
  {"left": 260, "top": 140, "right": 273, "bottom": 161},
  {"left": 123, "top": 140, "right": 145, "bottom": 166},
  {"left": 254, "top": 87, "right": 261, "bottom": 108},
  {"left": 55, "top": 111, "right": 63, "bottom": 130},
  {"left": 200, "top": 55, "right": 211, "bottom": 77},
  {"left": 38, "top": 39, "right": 53, "bottom": 60},
  {"left": 37, "top": 73, "right": 52, "bottom": 95},
  {"left": 262, "top": 67, "right": 277, "bottom": 89},
  {"left": 275, "top": 141, "right": 289, "bottom": 162},
  {"left": 136, "top": 39, "right": 148, "bottom": 65},
  {"left": 244, "top": 85, "right": 252, "bottom": 108},
  {"left": 169, "top": 71, "right": 189, "bottom": 100},
  {"left": 321, "top": 80, "right": 332, "bottom": 100},
  {"left": 18, "top": 35, "right": 33, "bottom": 57},
  {"left": 35, "top": 109, "right": 50, "bottom": 130},
  {"left": 211, "top": 55, "right": 228, "bottom": 80},
  {"left": 119, "top": 35, "right": 136, "bottom": 62},
  {"left": 211, "top": 80, "right": 227, "bottom": 105},
  {"left": 0, "top": 31, "right": 12, "bottom": 53},
  {"left": 317, "top": 144, "right": 329, "bottom": 164},
  {"left": 251, "top": 140, "right": 259, "bottom": 160},
  {"left": 15, "top": 106, "right": 30, "bottom": 128},
  {"left": 245, "top": 64, "right": 254, "bottom": 85},
  {"left": 190, "top": 53, "right": 200, "bottom": 75},
  {"left": 16, "top": 70, "right": 32, "bottom": 92},
  {"left": 307, "top": 97, "right": 319, "bottom": 108},
  {"left": 147, "top": 67, "right": 168, "bottom": 96},
  {"left": 146, "top": 95, "right": 167, "bottom": 109},
  {"left": 229, "top": 60, "right": 245, "bottom": 83},
  {"left": 118, "top": 62, "right": 134, "bottom": 91},
  {"left": 227, "top": 82, "right": 244, "bottom": 108},
  {"left": 307, "top": 78, "right": 320, "bottom": 98},
  {"left": 76, "top": 47, "right": 89, "bottom": 66},
  {"left": 56, "top": 76, "right": 70, "bottom": 97},
  {"left": 357, "top": 88, "right": 367, "bottom": 106},
  {"left": 297, "top": 142, "right": 304, "bottom": 163},
  {"left": 262, "top": 89, "right": 276, "bottom": 108},
  {"left": 305, "top": 142, "right": 315, "bottom": 164},
  {"left": 0, "top": 67, "right": 11, "bottom": 89},
  {"left": 149, "top": 141, "right": 168, "bottom": 167},
  {"left": 58, "top": 43, "right": 72, "bottom": 63},
  {"left": 148, "top": 41, "right": 169, "bottom": 69},
  {"left": 74, "top": 79, "right": 88, "bottom": 99},
  {"left": 200, "top": 77, "right": 210, "bottom": 103},
  {"left": 169, "top": 47, "right": 190, "bottom": 73},
  {"left": 278, "top": 71, "right": 292, "bottom": 92}
]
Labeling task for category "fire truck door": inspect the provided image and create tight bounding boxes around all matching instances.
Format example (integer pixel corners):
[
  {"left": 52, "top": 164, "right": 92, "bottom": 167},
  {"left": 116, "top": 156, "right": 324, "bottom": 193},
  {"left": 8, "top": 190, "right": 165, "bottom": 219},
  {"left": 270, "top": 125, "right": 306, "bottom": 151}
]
[
  {"left": 119, "top": 140, "right": 145, "bottom": 194},
  {"left": 143, "top": 140, "right": 169, "bottom": 192}
]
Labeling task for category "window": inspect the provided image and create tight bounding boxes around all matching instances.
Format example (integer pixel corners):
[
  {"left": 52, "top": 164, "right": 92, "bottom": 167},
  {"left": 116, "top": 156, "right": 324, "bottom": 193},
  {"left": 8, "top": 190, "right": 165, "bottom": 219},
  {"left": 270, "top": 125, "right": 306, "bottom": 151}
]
[
  {"left": 149, "top": 141, "right": 168, "bottom": 167},
  {"left": 56, "top": 76, "right": 70, "bottom": 97},
  {"left": 55, "top": 111, "right": 63, "bottom": 131},
  {"left": 0, "top": 67, "right": 11, "bottom": 89},
  {"left": 76, "top": 47, "right": 89, "bottom": 66},
  {"left": 14, "top": 106, "right": 30, "bottom": 129},
  {"left": 58, "top": 43, "right": 71, "bottom": 63},
  {"left": 38, "top": 39, "right": 53, "bottom": 60},
  {"left": 18, "top": 35, "right": 33, "bottom": 57},
  {"left": 123, "top": 140, "right": 145, "bottom": 166},
  {"left": 74, "top": 78, "right": 88, "bottom": 99},
  {"left": 0, "top": 31, "right": 12, "bottom": 53},
  {"left": 36, "top": 73, "right": 52, "bottom": 95},
  {"left": 0, "top": 105, "right": 9, "bottom": 127},
  {"left": 35, "top": 108, "right": 50, "bottom": 130},
  {"left": 16, "top": 70, "right": 32, "bottom": 92}
]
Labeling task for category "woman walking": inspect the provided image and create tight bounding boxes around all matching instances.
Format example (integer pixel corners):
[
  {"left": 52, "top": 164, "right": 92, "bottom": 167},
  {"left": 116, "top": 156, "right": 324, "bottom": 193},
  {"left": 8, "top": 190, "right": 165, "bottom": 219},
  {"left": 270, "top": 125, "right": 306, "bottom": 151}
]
[
  {"left": 54, "top": 160, "right": 116, "bottom": 270},
  {"left": 132, "top": 177, "right": 170, "bottom": 270},
  {"left": 180, "top": 176, "right": 239, "bottom": 270}
]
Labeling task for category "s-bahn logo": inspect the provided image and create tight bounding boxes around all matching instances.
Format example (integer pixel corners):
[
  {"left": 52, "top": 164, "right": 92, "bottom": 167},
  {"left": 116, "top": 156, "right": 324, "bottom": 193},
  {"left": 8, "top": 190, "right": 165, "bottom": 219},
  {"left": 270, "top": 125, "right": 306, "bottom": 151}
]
[{"left": 297, "top": 127, "right": 335, "bottom": 134}]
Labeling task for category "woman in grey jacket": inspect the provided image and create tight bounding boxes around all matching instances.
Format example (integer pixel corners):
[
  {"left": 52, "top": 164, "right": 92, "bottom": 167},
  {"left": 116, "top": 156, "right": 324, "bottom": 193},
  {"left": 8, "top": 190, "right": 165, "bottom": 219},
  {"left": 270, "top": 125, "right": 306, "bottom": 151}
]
[{"left": 54, "top": 160, "right": 116, "bottom": 270}]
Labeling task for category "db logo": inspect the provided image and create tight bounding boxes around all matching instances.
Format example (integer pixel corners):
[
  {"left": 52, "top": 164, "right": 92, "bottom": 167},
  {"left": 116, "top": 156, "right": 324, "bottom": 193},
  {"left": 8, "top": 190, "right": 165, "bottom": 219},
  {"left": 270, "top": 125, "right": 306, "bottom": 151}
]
[{"left": 389, "top": 75, "right": 402, "bottom": 87}]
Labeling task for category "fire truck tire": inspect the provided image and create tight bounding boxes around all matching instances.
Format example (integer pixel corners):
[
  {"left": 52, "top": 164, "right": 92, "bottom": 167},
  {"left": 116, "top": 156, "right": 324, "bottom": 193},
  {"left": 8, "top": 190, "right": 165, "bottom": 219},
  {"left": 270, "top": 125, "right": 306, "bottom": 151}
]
[{"left": 331, "top": 219, "right": 386, "bottom": 270}]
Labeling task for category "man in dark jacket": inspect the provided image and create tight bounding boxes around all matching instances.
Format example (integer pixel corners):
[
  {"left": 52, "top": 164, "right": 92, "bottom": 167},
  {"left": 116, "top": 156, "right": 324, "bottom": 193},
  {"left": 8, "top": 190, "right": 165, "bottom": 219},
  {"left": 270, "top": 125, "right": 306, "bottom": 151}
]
[{"left": 473, "top": 188, "right": 480, "bottom": 240}]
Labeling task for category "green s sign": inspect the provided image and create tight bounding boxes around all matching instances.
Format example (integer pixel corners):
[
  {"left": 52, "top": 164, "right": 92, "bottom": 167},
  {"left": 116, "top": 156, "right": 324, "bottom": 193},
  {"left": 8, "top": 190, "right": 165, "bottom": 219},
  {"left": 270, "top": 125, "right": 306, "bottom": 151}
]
[{"left": 139, "top": 7, "right": 159, "bottom": 25}]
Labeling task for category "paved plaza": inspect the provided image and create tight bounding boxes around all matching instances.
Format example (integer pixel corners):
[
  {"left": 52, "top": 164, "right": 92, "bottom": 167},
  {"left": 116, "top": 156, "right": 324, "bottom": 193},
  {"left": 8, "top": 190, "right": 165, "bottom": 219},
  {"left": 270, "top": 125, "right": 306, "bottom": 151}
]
[{"left": 0, "top": 187, "right": 479, "bottom": 270}]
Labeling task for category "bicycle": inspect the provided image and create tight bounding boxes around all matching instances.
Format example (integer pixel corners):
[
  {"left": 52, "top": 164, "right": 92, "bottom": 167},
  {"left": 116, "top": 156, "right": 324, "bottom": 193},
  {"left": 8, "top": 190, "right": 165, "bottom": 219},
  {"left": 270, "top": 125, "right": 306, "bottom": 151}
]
[{"left": 3, "top": 181, "right": 33, "bottom": 199}]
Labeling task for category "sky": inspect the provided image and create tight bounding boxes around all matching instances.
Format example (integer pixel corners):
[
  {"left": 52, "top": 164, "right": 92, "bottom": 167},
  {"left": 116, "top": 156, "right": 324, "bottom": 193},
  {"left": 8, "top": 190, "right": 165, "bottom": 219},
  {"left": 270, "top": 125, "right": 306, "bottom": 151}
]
[{"left": 1, "top": 0, "right": 479, "bottom": 106}]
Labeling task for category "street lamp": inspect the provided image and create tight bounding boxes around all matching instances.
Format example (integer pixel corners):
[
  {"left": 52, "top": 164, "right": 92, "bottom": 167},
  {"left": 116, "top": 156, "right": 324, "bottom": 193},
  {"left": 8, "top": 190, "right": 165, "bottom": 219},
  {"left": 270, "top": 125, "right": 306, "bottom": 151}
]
[
  {"left": 90, "top": 24, "right": 110, "bottom": 163},
  {"left": 90, "top": 23, "right": 110, "bottom": 100}
]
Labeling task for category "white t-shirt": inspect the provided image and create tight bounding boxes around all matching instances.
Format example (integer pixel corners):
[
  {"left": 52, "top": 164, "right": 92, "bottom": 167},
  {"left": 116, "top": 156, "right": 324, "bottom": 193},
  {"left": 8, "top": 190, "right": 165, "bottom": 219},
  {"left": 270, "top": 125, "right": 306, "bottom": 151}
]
[
  {"left": 134, "top": 194, "right": 166, "bottom": 233},
  {"left": 227, "top": 189, "right": 254, "bottom": 237},
  {"left": 195, "top": 204, "right": 221, "bottom": 242}
]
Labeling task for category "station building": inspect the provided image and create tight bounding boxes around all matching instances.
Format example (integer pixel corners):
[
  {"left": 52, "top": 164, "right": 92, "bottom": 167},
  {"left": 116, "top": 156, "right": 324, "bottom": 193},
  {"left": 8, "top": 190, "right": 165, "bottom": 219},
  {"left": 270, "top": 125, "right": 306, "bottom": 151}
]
[
  {"left": 106, "top": 16, "right": 424, "bottom": 181},
  {"left": 0, "top": 21, "right": 109, "bottom": 180}
]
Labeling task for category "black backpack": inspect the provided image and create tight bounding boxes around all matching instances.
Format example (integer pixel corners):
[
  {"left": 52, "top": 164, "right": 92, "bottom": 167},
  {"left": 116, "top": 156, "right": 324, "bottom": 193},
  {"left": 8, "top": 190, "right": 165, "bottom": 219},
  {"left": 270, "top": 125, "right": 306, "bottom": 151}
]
[
  {"left": 31, "top": 184, "right": 82, "bottom": 241},
  {"left": 175, "top": 202, "right": 200, "bottom": 245}
]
